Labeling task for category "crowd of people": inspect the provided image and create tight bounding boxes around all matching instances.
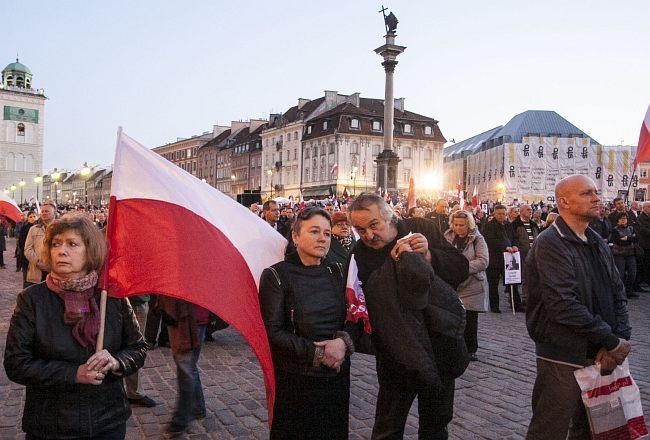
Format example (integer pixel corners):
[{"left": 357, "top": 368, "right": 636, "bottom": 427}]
[{"left": 0, "top": 174, "right": 637, "bottom": 439}]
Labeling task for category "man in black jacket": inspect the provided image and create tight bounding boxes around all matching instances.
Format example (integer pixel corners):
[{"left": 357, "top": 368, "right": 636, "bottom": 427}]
[
  {"left": 635, "top": 201, "right": 650, "bottom": 286},
  {"left": 525, "top": 175, "right": 631, "bottom": 439},
  {"left": 348, "top": 193, "right": 469, "bottom": 440},
  {"left": 483, "top": 205, "right": 519, "bottom": 312}
]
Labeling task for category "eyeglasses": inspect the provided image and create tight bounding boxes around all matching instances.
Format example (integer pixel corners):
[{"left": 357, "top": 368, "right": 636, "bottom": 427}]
[{"left": 451, "top": 212, "right": 469, "bottom": 219}]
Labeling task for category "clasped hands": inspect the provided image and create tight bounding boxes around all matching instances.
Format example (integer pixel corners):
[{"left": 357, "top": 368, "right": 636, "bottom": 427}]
[
  {"left": 76, "top": 349, "right": 120, "bottom": 385},
  {"left": 314, "top": 338, "right": 346, "bottom": 372},
  {"left": 595, "top": 338, "right": 631, "bottom": 374},
  {"left": 391, "top": 233, "right": 431, "bottom": 262}
]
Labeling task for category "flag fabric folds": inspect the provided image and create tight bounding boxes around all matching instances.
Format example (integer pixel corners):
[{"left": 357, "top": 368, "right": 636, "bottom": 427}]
[
  {"left": 0, "top": 192, "right": 22, "bottom": 223},
  {"left": 105, "top": 129, "right": 286, "bottom": 421},
  {"left": 633, "top": 105, "right": 650, "bottom": 168},
  {"left": 330, "top": 163, "right": 338, "bottom": 176}
]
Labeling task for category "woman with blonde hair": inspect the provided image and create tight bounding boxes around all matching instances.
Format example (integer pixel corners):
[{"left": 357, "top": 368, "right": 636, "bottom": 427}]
[{"left": 443, "top": 210, "right": 489, "bottom": 361}]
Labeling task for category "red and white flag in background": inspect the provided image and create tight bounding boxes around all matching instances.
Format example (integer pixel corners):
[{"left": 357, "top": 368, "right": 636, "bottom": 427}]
[
  {"left": 0, "top": 192, "right": 22, "bottom": 223},
  {"left": 633, "top": 105, "right": 650, "bottom": 168},
  {"left": 330, "top": 163, "right": 338, "bottom": 176},
  {"left": 345, "top": 255, "right": 371, "bottom": 334},
  {"left": 103, "top": 129, "right": 286, "bottom": 420},
  {"left": 471, "top": 185, "right": 479, "bottom": 208},
  {"left": 298, "top": 190, "right": 305, "bottom": 209}
]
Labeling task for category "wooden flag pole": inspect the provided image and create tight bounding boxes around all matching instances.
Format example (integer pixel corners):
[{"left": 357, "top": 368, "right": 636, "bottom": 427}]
[{"left": 95, "top": 290, "right": 108, "bottom": 352}]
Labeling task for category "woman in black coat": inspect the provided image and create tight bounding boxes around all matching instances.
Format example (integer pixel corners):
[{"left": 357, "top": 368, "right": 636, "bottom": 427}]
[
  {"left": 259, "top": 207, "right": 355, "bottom": 440},
  {"left": 4, "top": 214, "right": 147, "bottom": 439}
]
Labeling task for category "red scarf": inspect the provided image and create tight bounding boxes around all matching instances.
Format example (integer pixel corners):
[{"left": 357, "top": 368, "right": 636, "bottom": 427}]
[{"left": 46, "top": 271, "right": 100, "bottom": 348}]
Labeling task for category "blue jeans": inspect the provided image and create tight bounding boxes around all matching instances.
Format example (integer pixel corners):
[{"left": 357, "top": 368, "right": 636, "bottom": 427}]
[{"left": 168, "top": 324, "right": 206, "bottom": 428}]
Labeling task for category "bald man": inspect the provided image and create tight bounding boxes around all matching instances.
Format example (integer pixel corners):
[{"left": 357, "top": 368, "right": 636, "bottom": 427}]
[{"left": 525, "top": 175, "right": 631, "bottom": 439}]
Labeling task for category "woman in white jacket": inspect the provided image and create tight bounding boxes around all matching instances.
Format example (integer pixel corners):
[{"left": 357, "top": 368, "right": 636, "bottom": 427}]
[{"left": 444, "top": 210, "right": 489, "bottom": 361}]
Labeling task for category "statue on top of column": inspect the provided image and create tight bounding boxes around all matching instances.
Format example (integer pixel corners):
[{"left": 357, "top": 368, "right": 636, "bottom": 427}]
[{"left": 379, "top": 6, "right": 398, "bottom": 34}]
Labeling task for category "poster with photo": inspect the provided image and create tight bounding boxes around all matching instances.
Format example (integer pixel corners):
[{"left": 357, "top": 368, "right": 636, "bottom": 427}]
[{"left": 504, "top": 251, "right": 522, "bottom": 285}]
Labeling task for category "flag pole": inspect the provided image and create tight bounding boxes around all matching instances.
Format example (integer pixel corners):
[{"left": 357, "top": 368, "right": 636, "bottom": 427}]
[{"left": 95, "top": 126, "right": 123, "bottom": 353}]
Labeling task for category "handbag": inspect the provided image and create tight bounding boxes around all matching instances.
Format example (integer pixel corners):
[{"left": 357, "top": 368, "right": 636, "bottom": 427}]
[{"left": 574, "top": 359, "right": 649, "bottom": 440}]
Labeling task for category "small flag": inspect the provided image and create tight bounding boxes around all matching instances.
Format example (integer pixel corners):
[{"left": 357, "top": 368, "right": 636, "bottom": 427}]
[
  {"left": 345, "top": 255, "right": 371, "bottom": 334},
  {"left": 330, "top": 163, "right": 338, "bottom": 176},
  {"left": 471, "top": 185, "right": 479, "bottom": 208},
  {"left": 633, "top": 105, "right": 650, "bottom": 168},
  {"left": 407, "top": 177, "right": 416, "bottom": 211}
]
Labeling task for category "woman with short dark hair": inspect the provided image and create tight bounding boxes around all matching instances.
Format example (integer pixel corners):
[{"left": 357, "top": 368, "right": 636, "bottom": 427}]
[
  {"left": 4, "top": 213, "right": 147, "bottom": 439},
  {"left": 259, "top": 207, "right": 355, "bottom": 439}
]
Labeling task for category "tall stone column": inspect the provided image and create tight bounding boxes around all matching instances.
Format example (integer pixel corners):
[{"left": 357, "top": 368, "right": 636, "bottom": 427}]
[{"left": 374, "top": 27, "right": 405, "bottom": 193}]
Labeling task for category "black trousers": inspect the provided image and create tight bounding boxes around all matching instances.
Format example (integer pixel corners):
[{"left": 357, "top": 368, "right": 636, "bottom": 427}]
[
  {"left": 487, "top": 267, "right": 522, "bottom": 311},
  {"left": 271, "top": 363, "right": 350, "bottom": 440},
  {"left": 372, "top": 357, "right": 454, "bottom": 440},
  {"left": 464, "top": 311, "right": 479, "bottom": 354}
]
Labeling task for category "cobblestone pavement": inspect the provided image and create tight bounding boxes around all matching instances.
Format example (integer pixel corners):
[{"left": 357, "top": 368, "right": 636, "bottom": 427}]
[{"left": 0, "top": 237, "right": 648, "bottom": 439}]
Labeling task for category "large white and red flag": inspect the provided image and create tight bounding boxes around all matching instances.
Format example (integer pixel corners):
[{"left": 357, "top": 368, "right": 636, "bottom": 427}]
[
  {"left": 0, "top": 192, "right": 22, "bottom": 223},
  {"left": 103, "top": 129, "right": 286, "bottom": 420},
  {"left": 345, "top": 255, "right": 371, "bottom": 334},
  {"left": 633, "top": 105, "right": 650, "bottom": 168}
]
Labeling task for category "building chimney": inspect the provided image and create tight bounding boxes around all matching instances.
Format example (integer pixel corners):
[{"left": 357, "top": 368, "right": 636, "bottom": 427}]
[{"left": 298, "top": 98, "right": 310, "bottom": 109}]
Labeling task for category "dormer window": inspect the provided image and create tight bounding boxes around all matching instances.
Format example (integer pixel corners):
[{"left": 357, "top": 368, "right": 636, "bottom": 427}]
[
  {"left": 424, "top": 126, "right": 433, "bottom": 135},
  {"left": 350, "top": 118, "right": 360, "bottom": 129},
  {"left": 307, "top": 125, "right": 312, "bottom": 135},
  {"left": 404, "top": 123, "right": 412, "bottom": 134},
  {"left": 323, "top": 120, "right": 329, "bottom": 130},
  {"left": 17, "top": 123, "right": 25, "bottom": 136},
  {"left": 372, "top": 120, "right": 382, "bottom": 131}
]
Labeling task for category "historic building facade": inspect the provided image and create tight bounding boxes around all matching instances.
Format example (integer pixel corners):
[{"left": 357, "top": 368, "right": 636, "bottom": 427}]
[{"left": 0, "top": 58, "right": 47, "bottom": 202}]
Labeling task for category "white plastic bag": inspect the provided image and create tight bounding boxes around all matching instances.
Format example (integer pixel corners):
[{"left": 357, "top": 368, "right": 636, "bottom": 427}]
[{"left": 574, "top": 359, "right": 649, "bottom": 439}]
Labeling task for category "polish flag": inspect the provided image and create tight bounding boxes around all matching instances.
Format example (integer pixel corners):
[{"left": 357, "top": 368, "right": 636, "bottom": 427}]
[
  {"left": 0, "top": 192, "right": 22, "bottom": 223},
  {"left": 471, "top": 185, "right": 479, "bottom": 208},
  {"left": 298, "top": 190, "right": 305, "bottom": 209},
  {"left": 345, "top": 255, "right": 371, "bottom": 334},
  {"left": 633, "top": 105, "right": 650, "bottom": 168},
  {"left": 104, "top": 129, "right": 286, "bottom": 421},
  {"left": 330, "top": 163, "right": 338, "bottom": 176},
  {"left": 407, "top": 177, "right": 416, "bottom": 211}
]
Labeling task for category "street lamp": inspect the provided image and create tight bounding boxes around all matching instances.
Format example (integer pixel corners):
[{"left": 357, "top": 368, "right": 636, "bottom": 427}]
[
  {"left": 34, "top": 175, "right": 42, "bottom": 201},
  {"left": 73, "top": 191, "right": 77, "bottom": 205},
  {"left": 19, "top": 179, "right": 25, "bottom": 205},
  {"left": 267, "top": 170, "right": 273, "bottom": 200},
  {"left": 351, "top": 166, "right": 358, "bottom": 196},
  {"left": 51, "top": 170, "right": 61, "bottom": 204},
  {"left": 80, "top": 163, "right": 92, "bottom": 207},
  {"left": 10, "top": 184, "right": 16, "bottom": 199}
]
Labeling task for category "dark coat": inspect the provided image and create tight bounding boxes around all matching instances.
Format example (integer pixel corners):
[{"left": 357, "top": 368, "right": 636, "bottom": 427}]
[
  {"left": 482, "top": 218, "right": 517, "bottom": 270},
  {"left": 511, "top": 217, "right": 540, "bottom": 260},
  {"left": 259, "top": 252, "right": 350, "bottom": 377},
  {"left": 4, "top": 283, "right": 147, "bottom": 438},
  {"left": 16, "top": 222, "right": 33, "bottom": 269},
  {"left": 525, "top": 217, "right": 631, "bottom": 366},
  {"left": 636, "top": 212, "right": 650, "bottom": 249},
  {"left": 326, "top": 235, "right": 357, "bottom": 266},
  {"left": 588, "top": 216, "right": 612, "bottom": 241}
]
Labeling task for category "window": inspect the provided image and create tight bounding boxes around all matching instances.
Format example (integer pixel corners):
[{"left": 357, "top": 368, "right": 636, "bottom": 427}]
[
  {"left": 424, "top": 149, "right": 432, "bottom": 160},
  {"left": 373, "top": 144, "right": 381, "bottom": 156},
  {"left": 351, "top": 142, "right": 359, "bottom": 154},
  {"left": 403, "top": 123, "right": 412, "bottom": 134},
  {"left": 17, "top": 123, "right": 25, "bottom": 136},
  {"left": 305, "top": 168, "right": 310, "bottom": 182},
  {"left": 403, "top": 169, "right": 411, "bottom": 183},
  {"left": 350, "top": 118, "right": 360, "bottom": 129},
  {"left": 307, "top": 126, "right": 312, "bottom": 135},
  {"left": 328, "top": 143, "right": 335, "bottom": 154},
  {"left": 404, "top": 146, "right": 412, "bottom": 158},
  {"left": 424, "top": 126, "right": 433, "bottom": 135},
  {"left": 294, "top": 149, "right": 297, "bottom": 160},
  {"left": 305, "top": 149, "right": 311, "bottom": 159},
  {"left": 314, "top": 146, "right": 318, "bottom": 157},
  {"left": 323, "top": 120, "right": 329, "bottom": 130},
  {"left": 294, "top": 131, "right": 299, "bottom": 140},
  {"left": 286, "top": 150, "right": 290, "bottom": 161},
  {"left": 372, "top": 121, "right": 382, "bottom": 131}
]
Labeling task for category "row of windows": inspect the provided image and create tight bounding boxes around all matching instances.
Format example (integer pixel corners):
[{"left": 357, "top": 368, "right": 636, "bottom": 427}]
[
  {"left": 307, "top": 119, "right": 434, "bottom": 136},
  {"left": 265, "top": 131, "right": 301, "bottom": 147},
  {"left": 162, "top": 147, "right": 198, "bottom": 161},
  {"left": 4, "top": 153, "right": 35, "bottom": 172}
]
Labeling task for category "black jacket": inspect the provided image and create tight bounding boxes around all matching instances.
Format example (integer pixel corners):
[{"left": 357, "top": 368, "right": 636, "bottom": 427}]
[
  {"left": 4, "top": 283, "right": 147, "bottom": 438},
  {"left": 259, "top": 252, "right": 350, "bottom": 377},
  {"left": 525, "top": 217, "right": 631, "bottom": 366},
  {"left": 326, "top": 235, "right": 356, "bottom": 266},
  {"left": 636, "top": 212, "right": 650, "bottom": 249},
  {"left": 483, "top": 218, "right": 517, "bottom": 270}
]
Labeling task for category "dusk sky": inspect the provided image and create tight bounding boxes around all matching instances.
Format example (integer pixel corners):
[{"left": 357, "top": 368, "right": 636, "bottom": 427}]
[{"left": 5, "top": 0, "right": 649, "bottom": 172}]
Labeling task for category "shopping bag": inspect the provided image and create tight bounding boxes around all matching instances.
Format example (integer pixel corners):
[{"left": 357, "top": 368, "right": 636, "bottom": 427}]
[{"left": 574, "top": 359, "right": 649, "bottom": 440}]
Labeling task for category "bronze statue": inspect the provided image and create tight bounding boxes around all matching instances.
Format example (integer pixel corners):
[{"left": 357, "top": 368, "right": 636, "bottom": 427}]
[{"left": 379, "top": 6, "right": 398, "bottom": 34}]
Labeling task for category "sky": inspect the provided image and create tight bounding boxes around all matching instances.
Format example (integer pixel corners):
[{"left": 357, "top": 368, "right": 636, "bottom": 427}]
[{"left": 5, "top": 0, "right": 650, "bottom": 173}]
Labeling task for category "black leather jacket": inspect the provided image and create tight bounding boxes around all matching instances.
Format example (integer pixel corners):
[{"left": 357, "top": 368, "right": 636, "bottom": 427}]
[
  {"left": 259, "top": 252, "right": 351, "bottom": 377},
  {"left": 4, "top": 283, "right": 147, "bottom": 438}
]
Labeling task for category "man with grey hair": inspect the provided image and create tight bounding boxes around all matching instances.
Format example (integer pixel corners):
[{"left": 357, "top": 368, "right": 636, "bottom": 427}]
[
  {"left": 511, "top": 204, "right": 540, "bottom": 307},
  {"left": 348, "top": 193, "right": 469, "bottom": 439},
  {"left": 525, "top": 175, "right": 631, "bottom": 439}
]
